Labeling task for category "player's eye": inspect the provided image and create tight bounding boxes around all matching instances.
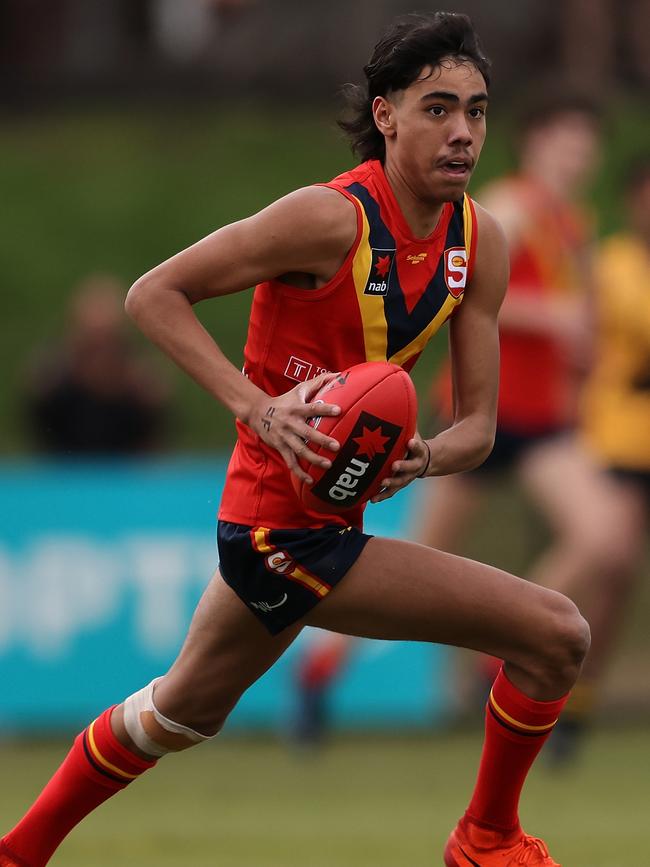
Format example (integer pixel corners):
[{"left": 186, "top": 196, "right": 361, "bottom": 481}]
[
  {"left": 428, "top": 105, "right": 446, "bottom": 117},
  {"left": 469, "top": 107, "right": 486, "bottom": 119}
]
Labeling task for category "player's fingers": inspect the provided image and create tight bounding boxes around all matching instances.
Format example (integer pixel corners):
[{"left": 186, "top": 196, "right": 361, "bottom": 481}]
[
  {"left": 300, "top": 400, "right": 341, "bottom": 419},
  {"left": 297, "top": 423, "right": 339, "bottom": 453},
  {"left": 279, "top": 445, "right": 313, "bottom": 486},
  {"left": 290, "top": 435, "right": 332, "bottom": 471},
  {"left": 301, "top": 370, "right": 340, "bottom": 399},
  {"left": 406, "top": 437, "right": 427, "bottom": 457},
  {"left": 295, "top": 371, "right": 339, "bottom": 406},
  {"left": 370, "top": 468, "right": 415, "bottom": 503},
  {"left": 370, "top": 482, "right": 399, "bottom": 504},
  {"left": 404, "top": 437, "right": 430, "bottom": 477},
  {"left": 390, "top": 456, "right": 420, "bottom": 475}
]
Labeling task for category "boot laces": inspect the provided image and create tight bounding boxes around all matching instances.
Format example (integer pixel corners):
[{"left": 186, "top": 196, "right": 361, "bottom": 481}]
[{"left": 514, "top": 835, "right": 552, "bottom": 864}]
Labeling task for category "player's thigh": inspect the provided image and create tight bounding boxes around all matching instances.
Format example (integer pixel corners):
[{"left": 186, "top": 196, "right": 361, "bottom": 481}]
[
  {"left": 304, "top": 536, "right": 578, "bottom": 666},
  {"left": 518, "top": 436, "right": 645, "bottom": 557},
  {"left": 156, "top": 570, "right": 301, "bottom": 722}
]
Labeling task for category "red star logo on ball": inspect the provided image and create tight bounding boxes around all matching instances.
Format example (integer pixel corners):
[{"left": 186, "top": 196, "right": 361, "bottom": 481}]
[
  {"left": 374, "top": 255, "right": 391, "bottom": 278},
  {"left": 353, "top": 425, "right": 390, "bottom": 459}
]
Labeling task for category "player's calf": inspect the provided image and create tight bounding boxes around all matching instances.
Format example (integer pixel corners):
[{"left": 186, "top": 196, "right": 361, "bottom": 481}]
[
  {"left": 1, "top": 679, "right": 220, "bottom": 866},
  {"left": 121, "top": 678, "right": 217, "bottom": 757},
  {"left": 0, "top": 705, "right": 157, "bottom": 867}
]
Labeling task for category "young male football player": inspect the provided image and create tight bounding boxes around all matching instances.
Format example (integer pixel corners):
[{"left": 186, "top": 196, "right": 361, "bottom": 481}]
[{"left": 1, "top": 12, "right": 588, "bottom": 866}]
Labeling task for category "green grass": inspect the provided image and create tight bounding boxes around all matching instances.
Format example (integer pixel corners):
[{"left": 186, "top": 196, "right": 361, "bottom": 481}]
[{"left": 2, "top": 728, "right": 648, "bottom": 865}]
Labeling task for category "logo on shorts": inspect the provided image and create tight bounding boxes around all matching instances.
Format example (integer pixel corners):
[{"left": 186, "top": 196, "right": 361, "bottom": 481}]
[
  {"left": 311, "top": 410, "right": 402, "bottom": 507},
  {"left": 363, "top": 249, "right": 396, "bottom": 296},
  {"left": 250, "top": 593, "right": 288, "bottom": 613},
  {"left": 444, "top": 247, "right": 468, "bottom": 297}
]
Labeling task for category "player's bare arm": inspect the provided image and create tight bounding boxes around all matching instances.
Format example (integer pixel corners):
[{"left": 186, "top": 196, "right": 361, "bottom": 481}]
[
  {"left": 126, "top": 186, "right": 358, "bottom": 482},
  {"left": 373, "top": 205, "right": 508, "bottom": 502}
]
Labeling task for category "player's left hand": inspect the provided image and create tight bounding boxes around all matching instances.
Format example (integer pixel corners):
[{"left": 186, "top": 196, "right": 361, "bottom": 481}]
[{"left": 370, "top": 434, "right": 430, "bottom": 503}]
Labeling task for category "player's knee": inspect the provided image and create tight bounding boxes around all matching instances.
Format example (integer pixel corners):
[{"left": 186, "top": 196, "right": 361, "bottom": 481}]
[
  {"left": 123, "top": 678, "right": 220, "bottom": 758},
  {"left": 540, "top": 593, "right": 591, "bottom": 685}
]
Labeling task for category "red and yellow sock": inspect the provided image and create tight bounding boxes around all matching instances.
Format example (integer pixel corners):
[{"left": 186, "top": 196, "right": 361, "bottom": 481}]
[
  {"left": 464, "top": 666, "right": 569, "bottom": 833},
  {"left": 0, "top": 707, "right": 156, "bottom": 867}
]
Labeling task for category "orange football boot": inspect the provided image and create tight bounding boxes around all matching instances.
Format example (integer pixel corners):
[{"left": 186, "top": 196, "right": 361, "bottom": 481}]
[{"left": 444, "top": 819, "right": 561, "bottom": 866}]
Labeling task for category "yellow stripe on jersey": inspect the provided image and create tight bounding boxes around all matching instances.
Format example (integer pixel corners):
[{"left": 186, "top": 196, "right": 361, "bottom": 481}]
[
  {"left": 389, "top": 294, "right": 460, "bottom": 367},
  {"left": 489, "top": 690, "right": 558, "bottom": 733},
  {"left": 251, "top": 527, "right": 274, "bottom": 553},
  {"left": 289, "top": 566, "right": 331, "bottom": 598},
  {"left": 87, "top": 720, "right": 138, "bottom": 780},
  {"left": 351, "top": 201, "right": 389, "bottom": 361}
]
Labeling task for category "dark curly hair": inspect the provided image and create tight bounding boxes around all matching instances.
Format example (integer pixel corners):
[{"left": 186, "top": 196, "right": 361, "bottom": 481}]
[{"left": 339, "top": 11, "right": 491, "bottom": 163}]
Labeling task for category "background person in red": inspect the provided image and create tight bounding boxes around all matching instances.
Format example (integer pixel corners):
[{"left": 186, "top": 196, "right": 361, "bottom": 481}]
[
  {"left": 1, "top": 14, "right": 588, "bottom": 867},
  {"left": 546, "top": 158, "right": 650, "bottom": 760},
  {"left": 414, "top": 93, "right": 603, "bottom": 715}
]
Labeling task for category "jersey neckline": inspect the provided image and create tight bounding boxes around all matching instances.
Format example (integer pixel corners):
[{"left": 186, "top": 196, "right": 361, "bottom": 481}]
[{"left": 368, "top": 159, "right": 454, "bottom": 245}]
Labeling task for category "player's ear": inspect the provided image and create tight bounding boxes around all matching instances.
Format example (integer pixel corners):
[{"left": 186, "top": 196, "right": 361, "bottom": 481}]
[{"left": 372, "top": 96, "right": 396, "bottom": 140}]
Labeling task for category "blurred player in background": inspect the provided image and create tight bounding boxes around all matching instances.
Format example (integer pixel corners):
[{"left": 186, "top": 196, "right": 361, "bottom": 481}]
[
  {"left": 414, "top": 92, "right": 602, "bottom": 721},
  {"left": 23, "top": 273, "right": 170, "bottom": 455},
  {"left": 545, "top": 157, "right": 650, "bottom": 760},
  {"left": 1, "top": 14, "right": 589, "bottom": 867},
  {"left": 292, "top": 90, "right": 602, "bottom": 746}
]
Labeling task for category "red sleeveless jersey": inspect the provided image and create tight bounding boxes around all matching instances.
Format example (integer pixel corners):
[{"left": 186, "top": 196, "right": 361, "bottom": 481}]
[
  {"left": 497, "top": 176, "right": 590, "bottom": 431},
  {"left": 434, "top": 175, "right": 591, "bottom": 432},
  {"left": 219, "top": 159, "right": 478, "bottom": 529}
]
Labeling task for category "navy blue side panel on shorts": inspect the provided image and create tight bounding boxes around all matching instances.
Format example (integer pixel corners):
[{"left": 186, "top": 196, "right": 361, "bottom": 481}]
[
  {"left": 609, "top": 467, "right": 650, "bottom": 503},
  {"left": 217, "top": 521, "right": 373, "bottom": 635}
]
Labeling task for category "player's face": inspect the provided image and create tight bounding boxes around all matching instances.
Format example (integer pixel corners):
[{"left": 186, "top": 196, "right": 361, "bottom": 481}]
[
  {"left": 524, "top": 113, "right": 600, "bottom": 193},
  {"left": 379, "top": 59, "right": 488, "bottom": 202}
]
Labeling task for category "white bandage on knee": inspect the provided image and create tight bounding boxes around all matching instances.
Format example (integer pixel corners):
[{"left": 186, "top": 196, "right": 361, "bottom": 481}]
[{"left": 123, "top": 678, "right": 216, "bottom": 758}]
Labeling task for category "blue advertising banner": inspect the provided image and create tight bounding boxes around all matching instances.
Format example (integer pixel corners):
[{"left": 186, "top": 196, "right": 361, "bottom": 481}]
[{"left": 0, "top": 460, "right": 450, "bottom": 732}]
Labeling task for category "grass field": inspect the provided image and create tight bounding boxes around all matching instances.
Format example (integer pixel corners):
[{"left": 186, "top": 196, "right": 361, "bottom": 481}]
[{"left": 1, "top": 728, "right": 647, "bottom": 866}]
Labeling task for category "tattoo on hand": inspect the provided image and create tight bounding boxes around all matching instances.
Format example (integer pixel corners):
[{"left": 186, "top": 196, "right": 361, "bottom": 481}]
[{"left": 262, "top": 406, "right": 275, "bottom": 432}]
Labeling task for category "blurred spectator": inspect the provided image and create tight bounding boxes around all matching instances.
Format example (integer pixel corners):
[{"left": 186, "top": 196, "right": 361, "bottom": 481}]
[
  {"left": 23, "top": 273, "right": 170, "bottom": 455},
  {"left": 150, "top": 0, "right": 257, "bottom": 65},
  {"left": 560, "top": 0, "right": 650, "bottom": 90},
  {"left": 2, "top": 0, "right": 648, "bottom": 102}
]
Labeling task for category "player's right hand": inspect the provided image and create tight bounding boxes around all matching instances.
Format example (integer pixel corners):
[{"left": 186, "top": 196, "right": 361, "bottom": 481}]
[{"left": 247, "top": 372, "right": 341, "bottom": 485}]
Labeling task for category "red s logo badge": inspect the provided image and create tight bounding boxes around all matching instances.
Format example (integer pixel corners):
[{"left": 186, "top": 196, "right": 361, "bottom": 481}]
[{"left": 444, "top": 247, "right": 468, "bottom": 298}]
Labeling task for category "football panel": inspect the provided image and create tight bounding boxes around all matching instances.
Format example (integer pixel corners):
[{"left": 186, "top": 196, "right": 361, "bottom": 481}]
[{"left": 297, "top": 368, "right": 417, "bottom": 513}]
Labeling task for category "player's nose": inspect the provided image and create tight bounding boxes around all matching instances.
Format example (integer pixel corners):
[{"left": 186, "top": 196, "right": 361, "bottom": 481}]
[{"left": 448, "top": 116, "right": 473, "bottom": 147}]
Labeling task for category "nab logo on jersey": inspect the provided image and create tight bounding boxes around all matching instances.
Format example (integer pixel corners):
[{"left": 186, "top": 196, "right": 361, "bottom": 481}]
[
  {"left": 444, "top": 247, "right": 468, "bottom": 298},
  {"left": 363, "top": 248, "right": 396, "bottom": 297}
]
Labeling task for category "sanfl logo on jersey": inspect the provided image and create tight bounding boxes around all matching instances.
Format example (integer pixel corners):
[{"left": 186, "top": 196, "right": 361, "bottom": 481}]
[{"left": 444, "top": 247, "right": 468, "bottom": 298}]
